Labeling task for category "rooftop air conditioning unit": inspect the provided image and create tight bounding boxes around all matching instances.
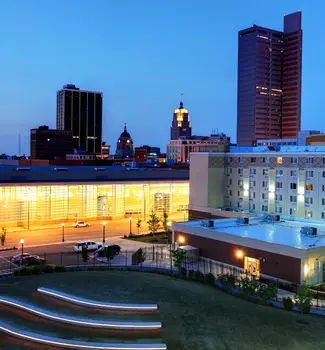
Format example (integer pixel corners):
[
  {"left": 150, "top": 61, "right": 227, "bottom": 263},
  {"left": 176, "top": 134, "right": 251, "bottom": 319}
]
[
  {"left": 236, "top": 217, "right": 249, "bottom": 225},
  {"left": 300, "top": 226, "right": 317, "bottom": 236}
]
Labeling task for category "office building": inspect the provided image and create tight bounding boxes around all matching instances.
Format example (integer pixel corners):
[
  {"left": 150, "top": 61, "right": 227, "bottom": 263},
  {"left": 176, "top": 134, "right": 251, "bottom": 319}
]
[
  {"left": 167, "top": 134, "right": 230, "bottom": 163},
  {"left": 170, "top": 101, "right": 192, "bottom": 140},
  {"left": 237, "top": 12, "right": 302, "bottom": 146},
  {"left": 30, "top": 126, "right": 73, "bottom": 160},
  {"left": 56, "top": 84, "right": 103, "bottom": 153}
]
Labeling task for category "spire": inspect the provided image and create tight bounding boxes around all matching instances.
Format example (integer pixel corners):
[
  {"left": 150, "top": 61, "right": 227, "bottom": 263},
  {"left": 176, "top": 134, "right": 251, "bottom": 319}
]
[
  {"left": 180, "top": 92, "right": 184, "bottom": 108},
  {"left": 124, "top": 123, "right": 127, "bottom": 132}
]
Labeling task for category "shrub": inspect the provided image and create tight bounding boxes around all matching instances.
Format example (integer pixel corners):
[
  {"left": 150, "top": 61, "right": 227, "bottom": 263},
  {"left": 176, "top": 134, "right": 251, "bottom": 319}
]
[
  {"left": 283, "top": 297, "right": 294, "bottom": 311},
  {"left": 218, "top": 274, "right": 237, "bottom": 291},
  {"left": 42, "top": 265, "right": 54, "bottom": 273},
  {"left": 194, "top": 270, "right": 205, "bottom": 283},
  {"left": 295, "top": 284, "right": 313, "bottom": 314},
  {"left": 54, "top": 265, "right": 66, "bottom": 273},
  {"left": 254, "top": 281, "right": 277, "bottom": 302},
  {"left": 180, "top": 267, "right": 187, "bottom": 277},
  {"left": 188, "top": 270, "right": 195, "bottom": 280},
  {"left": 205, "top": 273, "right": 216, "bottom": 286},
  {"left": 31, "top": 266, "right": 42, "bottom": 275}
]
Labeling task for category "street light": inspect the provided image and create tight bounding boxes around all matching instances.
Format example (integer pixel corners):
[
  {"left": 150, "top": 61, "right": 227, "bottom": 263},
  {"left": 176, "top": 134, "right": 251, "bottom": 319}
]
[
  {"left": 20, "top": 239, "right": 24, "bottom": 265},
  {"left": 129, "top": 216, "right": 132, "bottom": 235},
  {"left": 61, "top": 223, "right": 65, "bottom": 243},
  {"left": 102, "top": 221, "right": 106, "bottom": 243}
]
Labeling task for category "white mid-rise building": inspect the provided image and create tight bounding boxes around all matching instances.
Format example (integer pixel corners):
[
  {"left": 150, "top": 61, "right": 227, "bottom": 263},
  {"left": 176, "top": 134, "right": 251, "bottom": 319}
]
[{"left": 189, "top": 145, "right": 325, "bottom": 221}]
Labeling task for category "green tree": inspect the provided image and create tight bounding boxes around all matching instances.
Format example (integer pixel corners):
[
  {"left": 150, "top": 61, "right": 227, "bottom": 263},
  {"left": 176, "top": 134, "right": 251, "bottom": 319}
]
[
  {"left": 162, "top": 210, "right": 169, "bottom": 233},
  {"left": 295, "top": 283, "right": 313, "bottom": 314},
  {"left": 136, "top": 218, "right": 142, "bottom": 235},
  {"left": 172, "top": 248, "right": 186, "bottom": 274},
  {"left": 0, "top": 227, "right": 6, "bottom": 247},
  {"left": 147, "top": 210, "right": 160, "bottom": 235}
]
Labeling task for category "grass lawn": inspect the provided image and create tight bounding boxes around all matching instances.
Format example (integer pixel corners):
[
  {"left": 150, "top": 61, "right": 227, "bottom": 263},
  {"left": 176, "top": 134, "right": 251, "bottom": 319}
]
[
  {"left": 125, "top": 232, "right": 169, "bottom": 244},
  {"left": 0, "top": 271, "right": 325, "bottom": 349}
]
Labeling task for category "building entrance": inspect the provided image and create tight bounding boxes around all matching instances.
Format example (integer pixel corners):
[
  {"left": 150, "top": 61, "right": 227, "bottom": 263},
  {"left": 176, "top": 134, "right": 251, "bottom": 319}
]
[{"left": 244, "top": 256, "right": 260, "bottom": 279}]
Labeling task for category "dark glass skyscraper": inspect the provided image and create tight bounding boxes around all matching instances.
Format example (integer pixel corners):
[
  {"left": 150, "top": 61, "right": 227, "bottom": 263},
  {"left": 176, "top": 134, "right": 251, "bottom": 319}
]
[
  {"left": 170, "top": 101, "right": 192, "bottom": 140},
  {"left": 237, "top": 12, "right": 302, "bottom": 146},
  {"left": 56, "top": 84, "right": 103, "bottom": 153}
]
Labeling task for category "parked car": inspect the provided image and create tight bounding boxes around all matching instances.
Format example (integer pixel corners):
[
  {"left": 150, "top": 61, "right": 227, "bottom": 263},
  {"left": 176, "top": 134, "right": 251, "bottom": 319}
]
[
  {"left": 73, "top": 221, "right": 90, "bottom": 228},
  {"left": 12, "top": 253, "right": 31, "bottom": 264},
  {"left": 23, "top": 255, "right": 46, "bottom": 266},
  {"left": 95, "top": 245, "right": 121, "bottom": 259},
  {"left": 73, "top": 241, "right": 103, "bottom": 253}
]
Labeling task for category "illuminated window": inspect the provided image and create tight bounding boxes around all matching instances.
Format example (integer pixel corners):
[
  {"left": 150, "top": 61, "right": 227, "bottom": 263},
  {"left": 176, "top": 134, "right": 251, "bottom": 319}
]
[
  {"left": 276, "top": 157, "right": 283, "bottom": 164},
  {"left": 305, "top": 184, "right": 313, "bottom": 191},
  {"left": 244, "top": 257, "right": 260, "bottom": 278}
]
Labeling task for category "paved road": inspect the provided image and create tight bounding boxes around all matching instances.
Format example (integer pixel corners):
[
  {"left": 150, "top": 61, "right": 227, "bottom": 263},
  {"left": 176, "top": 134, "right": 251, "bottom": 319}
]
[{"left": 2, "top": 214, "right": 184, "bottom": 249}]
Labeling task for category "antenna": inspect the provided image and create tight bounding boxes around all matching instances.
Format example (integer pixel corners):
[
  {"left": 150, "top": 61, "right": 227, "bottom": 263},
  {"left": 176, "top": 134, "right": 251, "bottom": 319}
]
[
  {"left": 18, "top": 134, "right": 21, "bottom": 156},
  {"left": 180, "top": 92, "right": 184, "bottom": 102}
]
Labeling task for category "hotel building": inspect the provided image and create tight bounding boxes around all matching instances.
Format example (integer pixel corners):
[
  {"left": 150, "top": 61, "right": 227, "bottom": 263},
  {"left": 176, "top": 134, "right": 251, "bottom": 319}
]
[{"left": 171, "top": 146, "right": 325, "bottom": 285}]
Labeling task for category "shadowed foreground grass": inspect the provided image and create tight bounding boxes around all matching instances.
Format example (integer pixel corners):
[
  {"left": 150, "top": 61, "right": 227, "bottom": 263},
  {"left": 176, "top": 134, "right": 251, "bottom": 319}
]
[{"left": 0, "top": 270, "right": 324, "bottom": 349}]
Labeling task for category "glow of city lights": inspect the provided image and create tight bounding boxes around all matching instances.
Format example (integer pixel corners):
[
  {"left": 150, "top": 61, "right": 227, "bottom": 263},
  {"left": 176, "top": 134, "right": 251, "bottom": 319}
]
[
  {"left": 37, "top": 287, "right": 158, "bottom": 311},
  {"left": 0, "top": 297, "right": 161, "bottom": 330},
  {"left": 0, "top": 323, "right": 167, "bottom": 350}
]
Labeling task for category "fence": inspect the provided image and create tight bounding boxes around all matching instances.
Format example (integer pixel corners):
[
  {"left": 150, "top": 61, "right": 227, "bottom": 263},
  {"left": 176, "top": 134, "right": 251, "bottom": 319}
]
[{"left": 1, "top": 246, "right": 299, "bottom": 295}]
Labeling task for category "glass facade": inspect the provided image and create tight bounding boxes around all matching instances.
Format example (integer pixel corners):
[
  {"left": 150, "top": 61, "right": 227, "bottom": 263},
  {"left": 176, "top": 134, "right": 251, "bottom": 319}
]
[{"left": 0, "top": 182, "right": 189, "bottom": 227}]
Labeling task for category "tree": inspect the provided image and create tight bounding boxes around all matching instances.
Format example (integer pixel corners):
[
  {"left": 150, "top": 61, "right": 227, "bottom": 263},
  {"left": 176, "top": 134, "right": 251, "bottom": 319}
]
[
  {"left": 0, "top": 227, "right": 6, "bottom": 247},
  {"left": 147, "top": 210, "right": 160, "bottom": 235},
  {"left": 172, "top": 248, "right": 186, "bottom": 274},
  {"left": 162, "top": 210, "right": 169, "bottom": 233},
  {"left": 136, "top": 218, "right": 142, "bottom": 235}
]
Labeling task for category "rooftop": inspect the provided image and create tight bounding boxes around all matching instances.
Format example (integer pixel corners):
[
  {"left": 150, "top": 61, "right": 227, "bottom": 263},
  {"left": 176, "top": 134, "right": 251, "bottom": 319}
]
[
  {"left": 0, "top": 166, "right": 189, "bottom": 184},
  {"left": 180, "top": 217, "right": 325, "bottom": 250}
]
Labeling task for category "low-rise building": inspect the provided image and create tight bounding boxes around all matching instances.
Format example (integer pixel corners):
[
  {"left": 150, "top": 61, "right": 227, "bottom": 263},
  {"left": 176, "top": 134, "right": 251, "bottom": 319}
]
[
  {"left": 167, "top": 134, "right": 230, "bottom": 163},
  {"left": 173, "top": 216, "right": 325, "bottom": 284},
  {"left": 30, "top": 126, "right": 73, "bottom": 160}
]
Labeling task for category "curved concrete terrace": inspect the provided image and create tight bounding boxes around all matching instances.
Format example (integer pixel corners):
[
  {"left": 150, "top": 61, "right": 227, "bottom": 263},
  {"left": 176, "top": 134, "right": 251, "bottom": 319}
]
[
  {"left": 0, "top": 297, "right": 161, "bottom": 330},
  {"left": 0, "top": 322, "right": 167, "bottom": 349},
  {"left": 38, "top": 287, "right": 158, "bottom": 311}
]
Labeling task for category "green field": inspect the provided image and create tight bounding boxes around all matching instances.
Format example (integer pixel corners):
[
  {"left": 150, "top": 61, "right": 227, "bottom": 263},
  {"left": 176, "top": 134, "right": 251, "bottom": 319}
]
[{"left": 0, "top": 271, "right": 325, "bottom": 349}]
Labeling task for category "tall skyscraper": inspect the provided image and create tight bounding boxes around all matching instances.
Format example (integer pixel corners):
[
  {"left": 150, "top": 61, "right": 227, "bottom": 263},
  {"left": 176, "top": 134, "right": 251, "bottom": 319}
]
[
  {"left": 56, "top": 84, "right": 103, "bottom": 153},
  {"left": 237, "top": 12, "right": 302, "bottom": 146},
  {"left": 170, "top": 101, "right": 192, "bottom": 140}
]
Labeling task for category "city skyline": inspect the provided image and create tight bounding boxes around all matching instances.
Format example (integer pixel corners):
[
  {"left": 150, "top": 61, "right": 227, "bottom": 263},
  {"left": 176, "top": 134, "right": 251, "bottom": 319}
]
[{"left": 0, "top": 0, "right": 323, "bottom": 155}]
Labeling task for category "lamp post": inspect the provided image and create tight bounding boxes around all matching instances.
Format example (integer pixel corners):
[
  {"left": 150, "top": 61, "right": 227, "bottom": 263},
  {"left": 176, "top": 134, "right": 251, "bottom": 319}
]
[
  {"left": 61, "top": 223, "right": 65, "bottom": 243},
  {"left": 167, "top": 221, "right": 172, "bottom": 245},
  {"left": 102, "top": 221, "right": 106, "bottom": 243},
  {"left": 129, "top": 216, "right": 132, "bottom": 236},
  {"left": 183, "top": 210, "right": 186, "bottom": 221},
  {"left": 20, "top": 239, "right": 24, "bottom": 265}
]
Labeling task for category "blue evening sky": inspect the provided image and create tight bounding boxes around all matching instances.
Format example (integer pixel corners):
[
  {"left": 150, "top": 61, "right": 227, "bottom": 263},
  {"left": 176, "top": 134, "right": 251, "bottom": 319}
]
[{"left": 0, "top": 0, "right": 323, "bottom": 155}]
